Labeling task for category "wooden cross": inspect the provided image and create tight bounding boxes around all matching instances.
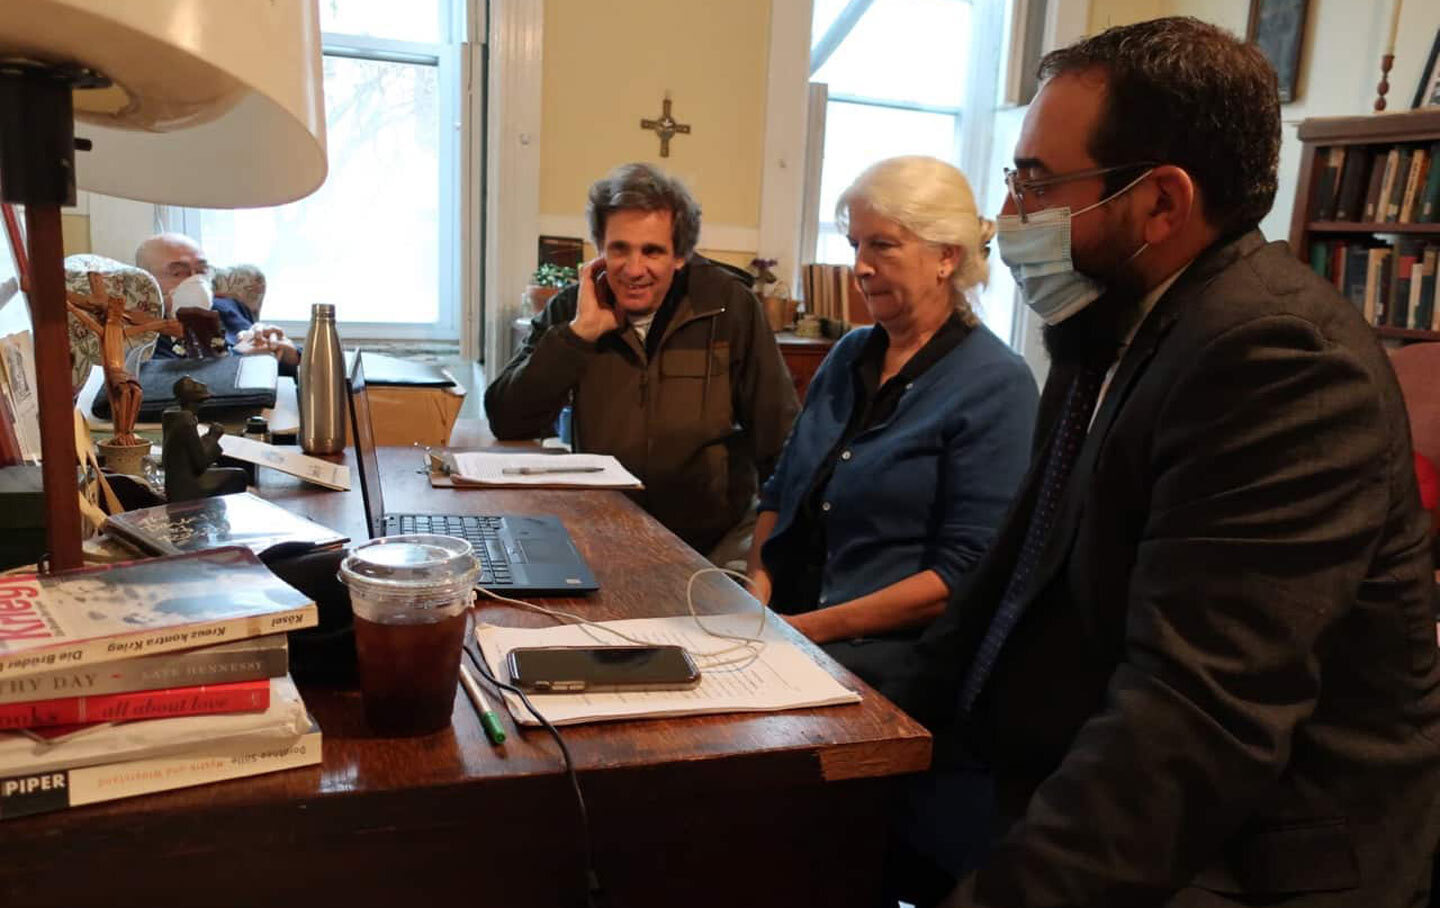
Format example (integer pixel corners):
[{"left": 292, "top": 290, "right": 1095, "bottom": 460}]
[{"left": 640, "top": 97, "right": 691, "bottom": 158}]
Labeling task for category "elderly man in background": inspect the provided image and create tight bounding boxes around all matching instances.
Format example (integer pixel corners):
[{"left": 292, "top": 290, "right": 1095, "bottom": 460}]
[{"left": 135, "top": 233, "right": 299, "bottom": 375}]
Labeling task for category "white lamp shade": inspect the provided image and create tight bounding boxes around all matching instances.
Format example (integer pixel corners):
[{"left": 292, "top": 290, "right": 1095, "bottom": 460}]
[{"left": 0, "top": 0, "right": 328, "bottom": 208}]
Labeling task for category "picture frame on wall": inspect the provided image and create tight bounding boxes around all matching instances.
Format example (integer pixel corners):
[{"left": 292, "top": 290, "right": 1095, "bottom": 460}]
[
  {"left": 1247, "top": 0, "right": 1310, "bottom": 104},
  {"left": 1416, "top": 28, "right": 1440, "bottom": 109}
]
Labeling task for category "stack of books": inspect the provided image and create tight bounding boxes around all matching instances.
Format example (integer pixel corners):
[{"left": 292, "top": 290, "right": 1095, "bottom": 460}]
[{"left": 0, "top": 547, "right": 322, "bottom": 820}]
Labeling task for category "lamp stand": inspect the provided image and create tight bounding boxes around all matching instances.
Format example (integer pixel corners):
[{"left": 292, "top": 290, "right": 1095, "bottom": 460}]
[{"left": 0, "top": 62, "right": 107, "bottom": 573}]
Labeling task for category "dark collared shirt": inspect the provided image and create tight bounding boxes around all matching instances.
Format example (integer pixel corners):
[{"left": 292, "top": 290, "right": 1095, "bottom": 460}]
[{"left": 776, "top": 311, "right": 972, "bottom": 611}]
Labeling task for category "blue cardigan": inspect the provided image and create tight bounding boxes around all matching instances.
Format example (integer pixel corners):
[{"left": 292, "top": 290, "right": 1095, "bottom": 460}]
[{"left": 759, "top": 323, "right": 1037, "bottom": 614}]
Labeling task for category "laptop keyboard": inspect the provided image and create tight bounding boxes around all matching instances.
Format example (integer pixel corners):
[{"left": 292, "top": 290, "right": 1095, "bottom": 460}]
[{"left": 392, "top": 514, "right": 511, "bottom": 586}]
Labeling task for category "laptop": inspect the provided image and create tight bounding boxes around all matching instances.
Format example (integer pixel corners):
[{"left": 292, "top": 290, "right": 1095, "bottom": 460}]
[{"left": 347, "top": 352, "right": 599, "bottom": 595}]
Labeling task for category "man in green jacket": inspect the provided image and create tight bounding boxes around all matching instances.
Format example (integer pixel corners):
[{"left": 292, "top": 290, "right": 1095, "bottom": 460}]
[{"left": 485, "top": 163, "right": 799, "bottom": 566}]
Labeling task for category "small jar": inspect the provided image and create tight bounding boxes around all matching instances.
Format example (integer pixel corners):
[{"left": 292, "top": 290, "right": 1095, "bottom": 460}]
[
  {"left": 241, "top": 416, "right": 270, "bottom": 483},
  {"left": 244, "top": 415, "right": 271, "bottom": 445}
]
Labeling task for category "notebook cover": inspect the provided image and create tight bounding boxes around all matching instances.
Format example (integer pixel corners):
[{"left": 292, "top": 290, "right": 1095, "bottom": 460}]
[{"left": 92, "top": 355, "right": 278, "bottom": 420}]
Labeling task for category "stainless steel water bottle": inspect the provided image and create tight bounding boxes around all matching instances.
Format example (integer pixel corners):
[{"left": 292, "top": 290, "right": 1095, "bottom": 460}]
[{"left": 298, "top": 303, "right": 345, "bottom": 454}]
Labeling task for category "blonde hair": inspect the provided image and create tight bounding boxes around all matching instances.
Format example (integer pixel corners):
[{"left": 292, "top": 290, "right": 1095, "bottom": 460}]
[{"left": 836, "top": 156, "right": 992, "bottom": 320}]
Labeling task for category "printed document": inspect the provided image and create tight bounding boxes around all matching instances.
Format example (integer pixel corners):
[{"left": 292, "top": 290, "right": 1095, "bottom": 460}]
[
  {"left": 218, "top": 435, "right": 350, "bottom": 490},
  {"left": 473, "top": 613, "right": 861, "bottom": 726},
  {"left": 448, "top": 451, "right": 642, "bottom": 489}
]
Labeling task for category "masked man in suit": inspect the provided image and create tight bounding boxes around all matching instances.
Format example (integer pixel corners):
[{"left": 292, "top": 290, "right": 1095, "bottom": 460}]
[{"left": 894, "top": 16, "right": 1440, "bottom": 908}]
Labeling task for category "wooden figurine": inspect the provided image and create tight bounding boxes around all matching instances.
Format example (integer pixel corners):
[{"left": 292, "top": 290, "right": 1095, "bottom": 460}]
[
  {"left": 66, "top": 271, "right": 181, "bottom": 446},
  {"left": 160, "top": 377, "right": 247, "bottom": 502}
]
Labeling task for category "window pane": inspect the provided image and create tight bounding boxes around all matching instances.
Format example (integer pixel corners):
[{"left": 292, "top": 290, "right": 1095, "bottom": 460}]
[
  {"left": 813, "top": 0, "right": 970, "bottom": 109},
  {"left": 810, "top": 0, "right": 854, "bottom": 50},
  {"left": 814, "top": 100, "right": 956, "bottom": 264},
  {"left": 198, "top": 55, "right": 441, "bottom": 326},
  {"left": 320, "top": 0, "right": 444, "bottom": 44}
]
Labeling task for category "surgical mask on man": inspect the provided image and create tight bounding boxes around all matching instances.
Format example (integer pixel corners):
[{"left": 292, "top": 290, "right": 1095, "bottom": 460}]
[
  {"left": 171, "top": 273, "right": 214, "bottom": 311},
  {"left": 996, "top": 169, "right": 1153, "bottom": 325}
]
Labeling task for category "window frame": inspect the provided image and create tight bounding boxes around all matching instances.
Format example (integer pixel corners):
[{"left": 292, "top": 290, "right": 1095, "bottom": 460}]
[{"left": 176, "top": 23, "right": 465, "bottom": 344}]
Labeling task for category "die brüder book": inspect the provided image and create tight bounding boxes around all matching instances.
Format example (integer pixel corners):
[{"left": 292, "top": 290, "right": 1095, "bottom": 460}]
[{"left": 0, "top": 547, "right": 316, "bottom": 679}]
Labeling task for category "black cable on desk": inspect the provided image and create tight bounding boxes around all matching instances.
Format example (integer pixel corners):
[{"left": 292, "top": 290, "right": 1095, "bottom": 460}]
[{"left": 465, "top": 645, "right": 610, "bottom": 908}]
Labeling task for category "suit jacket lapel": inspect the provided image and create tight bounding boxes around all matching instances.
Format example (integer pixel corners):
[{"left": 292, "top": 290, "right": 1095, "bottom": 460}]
[{"left": 1013, "top": 230, "right": 1266, "bottom": 613}]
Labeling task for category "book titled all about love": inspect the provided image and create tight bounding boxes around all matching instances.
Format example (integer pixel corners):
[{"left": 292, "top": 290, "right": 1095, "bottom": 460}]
[
  {"left": 0, "top": 547, "right": 316, "bottom": 679},
  {"left": 0, "top": 678, "right": 270, "bottom": 730}
]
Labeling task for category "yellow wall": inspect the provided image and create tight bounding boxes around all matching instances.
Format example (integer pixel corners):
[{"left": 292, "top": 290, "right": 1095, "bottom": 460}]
[
  {"left": 539, "top": 0, "right": 771, "bottom": 261},
  {"left": 61, "top": 215, "right": 90, "bottom": 256},
  {"left": 1088, "top": 0, "right": 1164, "bottom": 33}
]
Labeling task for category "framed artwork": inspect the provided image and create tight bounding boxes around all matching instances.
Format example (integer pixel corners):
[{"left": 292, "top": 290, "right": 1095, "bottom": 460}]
[
  {"left": 1247, "top": 0, "right": 1310, "bottom": 104},
  {"left": 1415, "top": 28, "right": 1440, "bottom": 109},
  {"left": 538, "top": 235, "right": 583, "bottom": 269}
]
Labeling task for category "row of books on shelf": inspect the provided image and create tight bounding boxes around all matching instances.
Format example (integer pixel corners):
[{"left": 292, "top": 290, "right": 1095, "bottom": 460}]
[
  {"left": 0, "top": 546, "right": 322, "bottom": 820},
  {"left": 1310, "top": 237, "right": 1440, "bottom": 331},
  {"left": 1310, "top": 141, "right": 1440, "bottom": 225},
  {"left": 800, "top": 263, "right": 863, "bottom": 324}
]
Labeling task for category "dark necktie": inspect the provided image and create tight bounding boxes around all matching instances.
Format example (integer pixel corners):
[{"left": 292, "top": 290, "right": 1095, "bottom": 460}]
[{"left": 958, "top": 363, "right": 1108, "bottom": 712}]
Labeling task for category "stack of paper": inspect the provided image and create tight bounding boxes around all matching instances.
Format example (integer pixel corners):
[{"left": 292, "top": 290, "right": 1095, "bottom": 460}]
[
  {"left": 473, "top": 613, "right": 862, "bottom": 726},
  {"left": 447, "top": 452, "right": 642, "bottom": 489}
]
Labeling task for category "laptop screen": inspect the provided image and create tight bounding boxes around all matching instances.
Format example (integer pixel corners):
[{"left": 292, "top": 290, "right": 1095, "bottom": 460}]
[{"left": 346, "top": 352, "right": 386, "bottom": 540}]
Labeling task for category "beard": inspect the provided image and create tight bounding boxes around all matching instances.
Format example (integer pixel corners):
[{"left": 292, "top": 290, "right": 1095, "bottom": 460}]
[
  {"left": 1041, "top": 281, "right": 1145, "bottom": 368},
  {"left": 1041, "top": 215, "right": 1148, "bottom": 368}
]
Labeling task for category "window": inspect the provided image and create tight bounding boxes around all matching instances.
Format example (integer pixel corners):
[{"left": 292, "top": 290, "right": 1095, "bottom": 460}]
[
  {"left": 807, "top": 0, "right": 1013, "bottom": 343},
  {"left": 181, "top": 0, "right": 466, "bottom": 341}
]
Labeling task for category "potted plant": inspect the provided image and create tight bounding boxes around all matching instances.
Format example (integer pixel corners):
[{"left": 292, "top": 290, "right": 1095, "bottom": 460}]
[{"left": 523, "top": 262, "right": 578, "bottom": 313}]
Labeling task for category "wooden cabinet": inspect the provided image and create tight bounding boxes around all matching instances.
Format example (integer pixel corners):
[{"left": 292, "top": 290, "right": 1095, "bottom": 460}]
[
  {"left": 1289, "top": 108, "right": 1440, "bottom": 342},
  {"left": 775, "top": 333, "right": 835, "bottom": 402}
]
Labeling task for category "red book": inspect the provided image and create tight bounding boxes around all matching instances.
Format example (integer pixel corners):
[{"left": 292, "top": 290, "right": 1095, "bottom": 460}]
[{"left": 0, "top": 679, "right": 270, "bottom": 729}]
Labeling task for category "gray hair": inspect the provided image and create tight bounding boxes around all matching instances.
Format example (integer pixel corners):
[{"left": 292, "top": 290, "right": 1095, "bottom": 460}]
[
  {"left": 837, "top": 156, "right": 993, "bottom": 319},
  {"left": 585, "top": 163, "right": 702, "bottom": 259}
]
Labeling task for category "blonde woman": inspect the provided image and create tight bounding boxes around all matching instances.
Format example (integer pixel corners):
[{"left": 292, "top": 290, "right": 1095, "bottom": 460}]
[{"left": 747, "top": 156, "right": 1037, "bottom": 686}]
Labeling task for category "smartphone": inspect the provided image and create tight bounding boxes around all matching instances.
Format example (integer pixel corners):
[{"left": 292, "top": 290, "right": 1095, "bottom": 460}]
[
  {"left": 592, "top": 267, "right": 616, "bottom": 308},
  {"left": 506, "top": 645, "right": 701, "bottom": 693}
]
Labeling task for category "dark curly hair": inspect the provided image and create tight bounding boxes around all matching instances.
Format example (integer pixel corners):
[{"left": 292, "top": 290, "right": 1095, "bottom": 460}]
[
  {"left": 1038, "top": 16, "right": 1280, "bottom": 237},
  {"left": 585, "top": 163, "right": 702, "bottom": 259}
]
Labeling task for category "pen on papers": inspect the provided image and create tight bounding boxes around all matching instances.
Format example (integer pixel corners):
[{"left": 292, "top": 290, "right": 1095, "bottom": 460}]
[
  {"left": 500, "top": 466, "right": 604, "bottom": 475},
  {"left": 459, "top": 662, "right": 507, "bottom": 745}
]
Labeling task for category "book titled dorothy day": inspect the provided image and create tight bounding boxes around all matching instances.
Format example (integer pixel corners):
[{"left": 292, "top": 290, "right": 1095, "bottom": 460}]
[{"left": 0, "top": 547, "right": 316, "bottom": 679}]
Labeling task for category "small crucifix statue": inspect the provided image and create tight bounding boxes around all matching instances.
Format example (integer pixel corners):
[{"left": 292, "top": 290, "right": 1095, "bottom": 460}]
[
  {"left": 66, "top": 272, "right": 182, "bottom": 447},
  {"left": 640, "top": 95, "right": 691, "bottom": 158}
]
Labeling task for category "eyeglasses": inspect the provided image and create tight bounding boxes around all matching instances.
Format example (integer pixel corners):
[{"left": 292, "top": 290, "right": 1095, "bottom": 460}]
[{"left": 1004, "top": 162, "right": 1160, "bottom": 222}]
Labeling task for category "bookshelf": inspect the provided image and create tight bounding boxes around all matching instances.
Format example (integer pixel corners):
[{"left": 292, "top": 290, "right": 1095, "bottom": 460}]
[{"left": 1289, "top": 108, "right": 1440, "bottom": 341}]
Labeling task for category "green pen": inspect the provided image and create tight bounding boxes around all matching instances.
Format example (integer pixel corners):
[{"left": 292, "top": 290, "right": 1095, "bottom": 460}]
[{"left": 459, "top": 662, "right": 507, "bottom": 745}]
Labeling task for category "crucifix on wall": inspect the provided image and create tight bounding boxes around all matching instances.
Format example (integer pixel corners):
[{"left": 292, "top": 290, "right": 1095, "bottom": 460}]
[{"left": 640, "top": 95, "right": 691, "bottom": 158}]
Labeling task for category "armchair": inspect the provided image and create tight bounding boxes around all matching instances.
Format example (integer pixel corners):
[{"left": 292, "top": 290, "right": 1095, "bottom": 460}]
[{"left": 212, "top": 264, "right": 267, "bottom": 322}]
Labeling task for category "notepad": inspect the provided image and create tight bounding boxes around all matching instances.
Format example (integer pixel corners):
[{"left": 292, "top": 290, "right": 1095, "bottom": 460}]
[
  {"left": 473, "top": 613, "right": 862, "bottom": 726},
  {"left": 446, "top": 452, "right": 642, "bottom": 489}
]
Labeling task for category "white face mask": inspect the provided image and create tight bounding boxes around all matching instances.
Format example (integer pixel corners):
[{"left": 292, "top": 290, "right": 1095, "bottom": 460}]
[
  {"left": 171, "top": 273, "right": 214, "bottom": 312},
  {"left": 996, "top": 169, "right": 1153, "bottom": 325}
]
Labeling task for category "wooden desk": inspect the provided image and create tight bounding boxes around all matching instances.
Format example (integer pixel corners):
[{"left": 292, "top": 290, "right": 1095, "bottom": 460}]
[
  {"left": 775, "top": 332, "right": 836, "bottom": 402},
  {"left": 2, "top": 447, "right": 931, "bottom": 907}
]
